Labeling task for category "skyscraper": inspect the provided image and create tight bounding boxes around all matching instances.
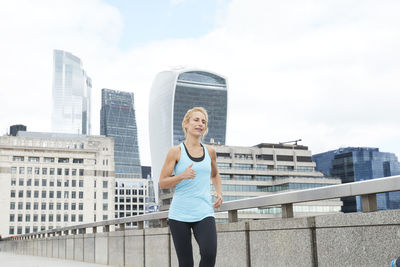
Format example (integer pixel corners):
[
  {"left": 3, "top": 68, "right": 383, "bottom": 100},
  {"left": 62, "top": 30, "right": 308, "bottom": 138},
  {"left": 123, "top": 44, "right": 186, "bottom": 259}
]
[
  {"left": 149, "top": 68, "right": 228, "bottom": 202},
  {"left": 51, "top": 49, "right": 92, "bottom": 135},
  {"left": 100, "top": 89, "right": 142, "bottom": 177},
  {"left": 312, "top": 147, "right": 400, "bottom": 212}
]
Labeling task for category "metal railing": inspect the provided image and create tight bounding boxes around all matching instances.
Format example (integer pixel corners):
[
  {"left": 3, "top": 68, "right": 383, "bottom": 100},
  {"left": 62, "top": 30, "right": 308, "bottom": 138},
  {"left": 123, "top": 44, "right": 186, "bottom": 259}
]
[{"left": 4, "top": 175, "right": 400, "bottom": 241}]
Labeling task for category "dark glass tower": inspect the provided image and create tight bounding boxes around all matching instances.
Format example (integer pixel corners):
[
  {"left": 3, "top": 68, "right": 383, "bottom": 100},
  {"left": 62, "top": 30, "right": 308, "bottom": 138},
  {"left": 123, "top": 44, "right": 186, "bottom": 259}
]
[
  {"left": 313, "top": 147, "right": 400, "bottom": 212},
  {"left": 100, "top": 89, "right": 142, "bottom": 177}
]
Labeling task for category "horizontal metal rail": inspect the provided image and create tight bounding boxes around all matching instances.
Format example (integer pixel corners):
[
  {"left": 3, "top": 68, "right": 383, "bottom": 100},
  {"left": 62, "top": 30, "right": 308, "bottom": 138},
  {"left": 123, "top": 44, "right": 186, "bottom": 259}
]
[{"left": 5, "top": 175, "right": 400, "bottom": 241}]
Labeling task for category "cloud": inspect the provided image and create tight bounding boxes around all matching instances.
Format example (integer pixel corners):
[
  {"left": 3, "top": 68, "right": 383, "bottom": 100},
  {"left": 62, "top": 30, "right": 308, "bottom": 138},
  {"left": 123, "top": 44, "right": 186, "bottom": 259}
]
[{"left": 1, "top": 0, "right": 399, "bottom": 166}]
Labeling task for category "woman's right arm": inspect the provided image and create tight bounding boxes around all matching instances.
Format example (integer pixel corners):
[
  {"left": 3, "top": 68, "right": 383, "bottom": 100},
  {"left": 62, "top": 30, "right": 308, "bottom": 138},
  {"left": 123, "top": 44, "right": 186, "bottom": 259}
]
[{"left": 159, "top": 146, "right": 196, "bottom": 189}]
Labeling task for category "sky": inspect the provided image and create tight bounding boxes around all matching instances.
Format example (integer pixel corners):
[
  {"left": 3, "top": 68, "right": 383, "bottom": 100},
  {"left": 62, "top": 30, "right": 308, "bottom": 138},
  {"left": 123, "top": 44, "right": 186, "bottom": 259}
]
[{"left": 0, "top": 0, "right": 399, "bottom": 166}]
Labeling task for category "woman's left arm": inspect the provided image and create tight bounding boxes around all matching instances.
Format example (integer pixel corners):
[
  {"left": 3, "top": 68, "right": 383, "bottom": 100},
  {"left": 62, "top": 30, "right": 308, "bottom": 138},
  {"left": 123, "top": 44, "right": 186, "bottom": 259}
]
[{"left": 208, "top": 145, "right": 223, "bottom": 209}]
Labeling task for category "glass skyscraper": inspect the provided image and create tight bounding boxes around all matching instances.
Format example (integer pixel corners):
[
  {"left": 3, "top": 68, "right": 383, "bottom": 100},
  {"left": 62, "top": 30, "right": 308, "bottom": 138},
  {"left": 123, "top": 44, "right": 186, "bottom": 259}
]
[
  {"left": 100, "top": 89, "right": 142, "bottom": 177},
  {"left": 312, "top": 147, "right": 400, "bottom": 212},
  {"left": 149, "top": 68, "right": 228, "bottom": 202},
  {"left": 51, "top": 50, "right": 92, "bottom": 135}
]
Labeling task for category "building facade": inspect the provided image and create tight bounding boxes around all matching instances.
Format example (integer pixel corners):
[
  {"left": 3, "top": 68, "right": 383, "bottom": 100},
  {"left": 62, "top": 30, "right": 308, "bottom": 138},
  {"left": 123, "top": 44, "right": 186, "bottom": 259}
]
[
  {"left": 0, "top": 132, "right": 114, "bottom": 237},
  {"left": 52, "top": 49, "right": 92, "bottom": 135},
  {"left": 312, "top": 147, "right": 400, "bottom": 212},
  {"left": 114, "top": 177, "right": 148, "bottom": 226},
  {"left": 149, "top": 68, "right": 228, "bottom": 201},
  {"left": 100, "top": 89, "right": 141, "bottom": 177},
  {"left": 160, "top": 142, "right": 342, "bottom": 219}
]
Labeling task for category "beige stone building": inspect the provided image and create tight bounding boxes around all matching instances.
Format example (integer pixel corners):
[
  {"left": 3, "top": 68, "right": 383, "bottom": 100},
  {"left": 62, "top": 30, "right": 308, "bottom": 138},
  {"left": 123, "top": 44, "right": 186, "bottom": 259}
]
[
  {"left": 160, "top": 143, "right": 342, "bottom": 221},
  {"left": 0, "top": 132, "right": 115, "bottom": 237}
]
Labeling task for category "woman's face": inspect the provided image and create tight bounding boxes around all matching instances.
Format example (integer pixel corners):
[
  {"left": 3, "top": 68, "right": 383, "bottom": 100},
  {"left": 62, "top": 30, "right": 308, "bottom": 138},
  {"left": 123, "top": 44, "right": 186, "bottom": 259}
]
[{"left": 185, "top": 111, "right": 207, "bottom": 137}]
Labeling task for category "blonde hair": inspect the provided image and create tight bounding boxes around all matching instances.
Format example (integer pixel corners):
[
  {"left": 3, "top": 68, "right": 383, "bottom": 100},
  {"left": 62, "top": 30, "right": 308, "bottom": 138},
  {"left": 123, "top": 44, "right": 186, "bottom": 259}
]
[{"left": 181, "top": 107, "right": 209, "bottom": 139}]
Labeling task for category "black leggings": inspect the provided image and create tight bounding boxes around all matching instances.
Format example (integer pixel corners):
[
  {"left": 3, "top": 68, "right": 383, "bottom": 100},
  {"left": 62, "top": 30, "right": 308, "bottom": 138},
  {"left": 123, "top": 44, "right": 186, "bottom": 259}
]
[{"left": 168, "top": 216, "right": 217, "bottom": 267}]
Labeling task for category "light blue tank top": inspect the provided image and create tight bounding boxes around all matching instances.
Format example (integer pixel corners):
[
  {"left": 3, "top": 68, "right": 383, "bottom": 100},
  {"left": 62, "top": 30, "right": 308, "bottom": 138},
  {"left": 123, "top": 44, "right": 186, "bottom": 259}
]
[{"left": 168, "top": 143, "right": 214, "bottom": 222}]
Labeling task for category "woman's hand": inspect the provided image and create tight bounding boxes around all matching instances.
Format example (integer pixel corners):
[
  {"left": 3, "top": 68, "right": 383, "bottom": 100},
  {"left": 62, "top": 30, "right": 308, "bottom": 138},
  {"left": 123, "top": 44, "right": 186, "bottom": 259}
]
[
  {"left": 213, "top": 193, "right": 223, "bottom": 209},
  {"left": 181, "top": 163, "right": 196, "bottom": 180}
]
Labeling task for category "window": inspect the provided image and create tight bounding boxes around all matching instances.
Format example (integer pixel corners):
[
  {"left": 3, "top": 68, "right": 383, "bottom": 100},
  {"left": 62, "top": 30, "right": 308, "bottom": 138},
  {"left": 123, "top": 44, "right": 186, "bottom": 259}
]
[
  {"left": 79, "top": 180, "right": 83, "bottom": 187},
  {"left": 41, "top": 191, "right": 46, "bottom": 198},
  {"left": 9, "top": 227, "right": 14, "bottom": 235},
  {"left": 217, "top": 163, "right": 231, "bottom": 169},
  {"left": 49, "top": 179, "right": 54, "bottom": 186},
  {"left": 58, "top": 158, "right": 69, "bottom": 163},
  {"left": 27, "top": 167, "right": 32, "bottom": 174},
  {"left": 103, "top": 181, "right": 108, "bottom": 189},
  {"left": 49, "top": 168, "right": 55, "bottom": 175},
  {"left": 64, "top": 180, "right": 69, "bottom": 187},
  {"left": 256, "top": 154, "right": 274, "bottom": 161},
  {"left": 78, "top": 214, "right": 83, "bottom": 222},
  {"left": 79, "top": 203, "right": 83, "bottom": 210},
  {"left": 79, "top": 169, "right": 84, "bottom": 176},
  {"left": 234, "top": 163, "right": 253, "bottom": 170},
  {"left": 277, "top": 155, "right": 294, "bottom": 162},
  {"left": 27, "top": 179, "right": 32, "bottom": 186},
  {"left": 79, "top": 191, "right": 83, "bottom": 199},
  {"left": 27, "top": 156, "right": 39, "bottom": 162},
  {"left": 64, "top": 202, "right": 68, "bottom": 210},
  {"left": 11, "top": 167, "right": 17, "bottom": 174},
  {"left": 64, "top": 169, "right": 69, "bottom": 176},
  {"left": 26, "top": 202, "right": 31, "bottom": 209},
  {"left": 57, "top": 191, "right": 61, "bottom": 198},
  {"left": 34, "top": 167, "right": 40, "bottom": 175},
  {"left": 64, "top": 214, "right": 68, "bottom": 222},
  {"left": 41, "top": 214, "right": 46, "bottom": 222},
  {"left": 13, "top": 156, "right": 24, "bottom": 161},
  {"left": 42, "top": 168, "right": 47, "bottom": 175},
  {"left": 18, "top": 202, "right": 23, "bottom": 209},
  {"left": 103, "top": 203, "right": 108, "bottom": 211},
  {"left": 17, "top": 227, "right": 22, "bottom": 234},
  {"left": 10, "top": 214, "right": 15, "bottom": 222},
  {"left": 57, "top": 203, "right": 61, "bottom": 210},
  {"left": 57, "top": 179, "right": 62, "bottom": 186},
  {"left": 26, "top": 190, "right": 31, "bottom": 198},
  {"left": 18, "top": 179, "right": 24, "bottom": 186},
  {"left": 49, "top": 202, "right": 54, "bottom": 210},
  {"left": 64, "top": 191, "right": 69, "bottom": 198},
  {"left": 10, "top": 202, "right": 15, "bottom": 209},
  {"left": 71, "top": 203, "right": 76, "bottom": 210},
  {"left": 42, "top": 179, "right": 47, "bottom": 186},
  {"left": 25, "top": 214, "right": 30, "bottom": 222},
  {"left": 72, "top": 180, "right": 76, "bottom": 187},
  {"left": 103, "top": 215, "right": 108, "bottom": 220},
  {"left": 41, "top": 202, "right": 46, "bottom": 210},
  {"left": 73, "top": 158, "right": 83, "bottom": 164},
  {"left": 103, "top": 192, "right": 108, "bottom": 199},
  {"left": 19, "top": 167, "right": 25, "bottom": 174},
  {"left": 49, "top": 214, "right": 53, "bottom": 222},
  {"left": 34, "top": 179, "right": 39, "bottom": 186},
  {"left": 71, "top": 214, "right": 76, "bottom": 222},
  {"left": 11, "top": 190, "right": 16, "bottom": 198},
  {"left": 18, "top": 190, "right": 24, "bottom": 198},
  {"left": 34, "top": 190, "right": 39, "bottom": 198},
  {"left": 71, "top": 192, "right": 76, "bottom": 199},
  {"left": 57, "top": 168, "right": 62, "bottom": 175},
  {"left": 34, "top": 202, "right": 39, "bottom": 210},
  {"left": 72, "top": 169, "right": 77, "bottom": 176},
  {"left": 56, "top": 214, "right": 61, "bottom": 222},
  {"left": 49, "top": 191, "right": 54, "bottom": 198},
  {"left": 44, "top": 157, "right": 55, "bottom": 163}
]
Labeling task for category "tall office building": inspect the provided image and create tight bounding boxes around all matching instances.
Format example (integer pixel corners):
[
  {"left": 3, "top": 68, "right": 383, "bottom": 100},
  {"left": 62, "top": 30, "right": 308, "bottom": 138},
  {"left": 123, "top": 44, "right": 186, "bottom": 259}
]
[
  {"left": 149, "top": 68, "right": 228, "bottom": 201},
  {"left": 100, "top": 89, "right": 141, "bottom": 177},
  {"left": 52, "top": 50, "right": 92, "bottom": 135},
  {"left": 0, "top": 132, "right": 115, "bottom": 237},
  {"left": 312, "top": 147, "right": 400, "bottom": 212}
]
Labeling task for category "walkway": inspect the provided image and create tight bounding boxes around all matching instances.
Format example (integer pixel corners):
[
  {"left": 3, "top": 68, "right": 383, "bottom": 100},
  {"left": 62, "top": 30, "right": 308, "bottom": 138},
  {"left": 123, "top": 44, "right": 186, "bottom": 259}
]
[{"left": 0, "top": 252, "right": 105, "bottom": 267}]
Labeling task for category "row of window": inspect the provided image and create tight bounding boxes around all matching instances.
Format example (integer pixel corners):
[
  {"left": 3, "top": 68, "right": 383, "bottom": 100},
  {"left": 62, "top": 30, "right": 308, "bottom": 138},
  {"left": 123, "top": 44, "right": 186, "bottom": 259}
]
[
  {"left": 115, "top": 189, "right": 145, "bottom": 195},
  {"left": 11, "top": 178, "right": 84, "bottom": 187},
  {"left": 217, "top": 163, "right": 314, "bottom": 172},
  {"left": 12, "top": 167, "right": 84, "bottom": 176},
  {"left": 216, "top": 154, "right": 312, "bottom": 162},
  {"left": 10, "top": 202, "right": 84, "bottom": 210},
  {"left": 115, "top": 197, "right": 145, "bottom": 203},
  {"left": 11, "top": 190, "right": 84, "bottom": 199},
  {"left": 13, "top": 156, "right": 84, "bottom": 164},
  {"left": 115, "top": 204, "right": 145, "bottom": 211},
  {"left": 9, "top": 213, "right": 84, "bottom": 223},
  {"left": 221, "top": 183, "right": 334, "bottom": 192}
]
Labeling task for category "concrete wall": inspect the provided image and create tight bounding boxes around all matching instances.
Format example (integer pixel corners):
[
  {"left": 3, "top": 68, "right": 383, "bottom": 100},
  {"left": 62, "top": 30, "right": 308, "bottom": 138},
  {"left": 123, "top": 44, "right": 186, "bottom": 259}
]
[{"left": 1, "top": 210, "right": 400, "bottom": 266}]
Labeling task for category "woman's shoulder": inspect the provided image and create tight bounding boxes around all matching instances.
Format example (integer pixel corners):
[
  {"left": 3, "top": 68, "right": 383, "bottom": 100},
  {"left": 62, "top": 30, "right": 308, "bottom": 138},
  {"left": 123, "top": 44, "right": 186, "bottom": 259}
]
[
  {"left": 205, "top": 144, "right": 216, "bottom": 158},
  {"left": 167, "top": 145, "right": 181, "bottom": 160}
]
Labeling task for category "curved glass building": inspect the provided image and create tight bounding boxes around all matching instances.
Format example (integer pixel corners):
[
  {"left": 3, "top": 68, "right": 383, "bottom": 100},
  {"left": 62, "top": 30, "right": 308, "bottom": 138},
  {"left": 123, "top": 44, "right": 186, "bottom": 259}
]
[
  {"left": 52, "top": 50, "right": 92, "bottom": 135},
  {"left": 149, "top": 68, "right": 228, "bottom": 204}
]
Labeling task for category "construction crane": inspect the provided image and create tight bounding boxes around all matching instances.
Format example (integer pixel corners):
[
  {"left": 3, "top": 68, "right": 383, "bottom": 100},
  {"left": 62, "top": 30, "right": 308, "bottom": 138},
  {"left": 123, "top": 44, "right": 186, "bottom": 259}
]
[{"left": 279, "top": 139, "right": 302, "bottom": 145}]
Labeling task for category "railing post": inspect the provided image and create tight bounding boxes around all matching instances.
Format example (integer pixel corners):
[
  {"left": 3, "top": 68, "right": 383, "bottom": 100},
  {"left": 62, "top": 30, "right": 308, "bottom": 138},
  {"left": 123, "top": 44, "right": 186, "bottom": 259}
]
[
  {"left": 282, "top": 203, "right": 294, "bottom": 218},
  {"left": 361, "top": 194, "right": 377, "bottom": 212},
  {"left": 228, "top": 210, "right": 238, "bottom": 222},
  {"left": 160, "top": 218, "right": 168, "bottom": 227},
  {"left": 138, "top": 221, "right": 144, "bottom": 229}
]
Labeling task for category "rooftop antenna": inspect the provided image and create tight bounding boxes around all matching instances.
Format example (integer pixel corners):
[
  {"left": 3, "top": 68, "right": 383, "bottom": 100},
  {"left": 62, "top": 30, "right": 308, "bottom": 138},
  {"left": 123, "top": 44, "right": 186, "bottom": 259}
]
[{"left": 279, "top": 139, "right": 302, "bottom": 145}]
